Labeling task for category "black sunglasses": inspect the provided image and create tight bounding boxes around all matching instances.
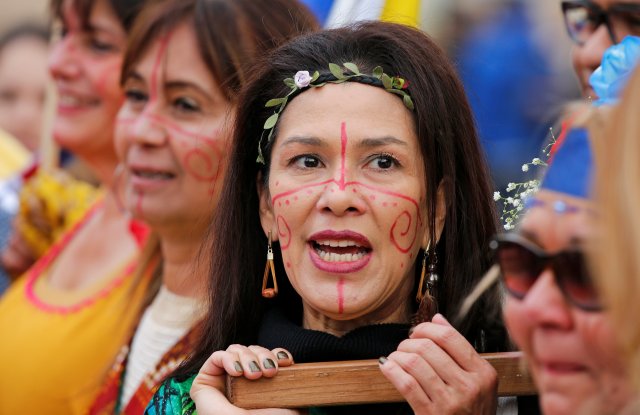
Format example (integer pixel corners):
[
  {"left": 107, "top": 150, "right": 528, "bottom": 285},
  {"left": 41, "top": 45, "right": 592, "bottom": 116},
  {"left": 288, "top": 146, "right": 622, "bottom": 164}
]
[
  {"left": 561, "top": 0, "right": 640, "bottom": 45},
  {"left": 491, "top": 233, "right": 601, "bottom": 312}
]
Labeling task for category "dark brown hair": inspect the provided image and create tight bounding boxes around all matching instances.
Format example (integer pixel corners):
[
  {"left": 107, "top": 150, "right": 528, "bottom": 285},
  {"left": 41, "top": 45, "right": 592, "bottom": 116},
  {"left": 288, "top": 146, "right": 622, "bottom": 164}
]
[
  {"left": 176, "top": 21, "right": 507, "bottom": 379},
  {"left": 121, "top": 0, "right": 319, "bottom": 102},
  {"left": 51, "top": 0, "right": 144, "bottom": 32}
]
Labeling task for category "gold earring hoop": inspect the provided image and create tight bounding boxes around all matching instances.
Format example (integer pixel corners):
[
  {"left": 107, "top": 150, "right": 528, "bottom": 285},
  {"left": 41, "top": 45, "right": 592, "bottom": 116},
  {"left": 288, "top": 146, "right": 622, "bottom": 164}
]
[{"left": 262, "top": 231, "right": 278, "bottom": 298}]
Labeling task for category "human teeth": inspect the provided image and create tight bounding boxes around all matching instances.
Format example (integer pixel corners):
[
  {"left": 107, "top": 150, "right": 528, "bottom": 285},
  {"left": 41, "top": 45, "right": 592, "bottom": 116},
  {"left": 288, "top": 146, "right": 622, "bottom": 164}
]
[
  {"left": 136, "top": 171, "right": 173, "bottom": 179},
  {"left": 315, "top": 247, "right": 366, "bottom": 262},
  {"left": 59, "top": 95, "right": 82, "bottom": 106},
  {"left": 317, "top": 240, "right": 359, "bottom": 248}
]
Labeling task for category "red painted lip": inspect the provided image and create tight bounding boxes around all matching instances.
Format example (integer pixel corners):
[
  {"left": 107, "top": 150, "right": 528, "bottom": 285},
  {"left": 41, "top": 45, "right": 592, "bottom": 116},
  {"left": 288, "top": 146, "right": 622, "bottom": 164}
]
[
  {"left": 539, "top": 361, "right": 587, "bottom": 375},
  {"left": 308, "top": 246, "right": 371, "bottom": 274},
  {"left": 307, "top": 230, "right": 372, "bottom": 274},
  {"left": 127, "top": 163, "right": 176, "bottom": 192},
  {"left": 308, "top": 230, "right": 372, "bottom": 248}
]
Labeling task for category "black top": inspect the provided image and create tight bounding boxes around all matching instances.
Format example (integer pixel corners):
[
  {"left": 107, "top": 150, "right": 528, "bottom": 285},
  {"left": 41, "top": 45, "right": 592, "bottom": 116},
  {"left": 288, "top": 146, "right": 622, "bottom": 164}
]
[{"left": 256, "top": 306, "right": 541, "bottom": 415}]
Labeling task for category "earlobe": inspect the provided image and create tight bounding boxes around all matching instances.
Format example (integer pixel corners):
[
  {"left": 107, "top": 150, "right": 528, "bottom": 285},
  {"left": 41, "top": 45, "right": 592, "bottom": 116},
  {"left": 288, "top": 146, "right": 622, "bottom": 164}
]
[
  {"left": 434, "top": 183, "right": 447, "bottom": 242},
  {"left": 257, "top": 173, "right": 279, "bottom": 241},
  {"left": 421, "top": 181, "right": 447, "bottom": 249}
]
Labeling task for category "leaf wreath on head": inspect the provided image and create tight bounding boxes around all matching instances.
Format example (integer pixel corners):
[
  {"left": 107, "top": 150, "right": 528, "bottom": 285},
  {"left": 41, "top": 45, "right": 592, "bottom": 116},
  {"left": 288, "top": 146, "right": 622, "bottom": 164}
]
[{"left": 256, "top": 62, "right": 414, "bottom": 164}]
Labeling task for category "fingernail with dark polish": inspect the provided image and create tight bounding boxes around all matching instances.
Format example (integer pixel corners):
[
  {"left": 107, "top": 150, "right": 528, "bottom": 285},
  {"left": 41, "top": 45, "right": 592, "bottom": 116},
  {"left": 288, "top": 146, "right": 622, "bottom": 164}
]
[
  {"left": 263, "top": 358, "right": 276, "bottom": 369},
  {"left": 277, "top": 351, "right": 289, "bottom": 360},
  {"left": 234, "top": 361, "right": 243, "bottom": 373},
  {"left": 249, "top": 361, "right": 261, "bottom": 372},
  {"left": 379, "top": 356, "right": 388, "bottom": 365}
]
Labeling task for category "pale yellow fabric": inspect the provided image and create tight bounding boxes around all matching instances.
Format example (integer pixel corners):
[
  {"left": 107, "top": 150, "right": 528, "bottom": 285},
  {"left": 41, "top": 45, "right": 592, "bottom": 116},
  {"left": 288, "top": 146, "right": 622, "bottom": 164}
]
[
  {"left": 0, "top": 224, "right": 150, "bottom": 415},
  {"left": 0, "top": 128, "right": 29, "bottom": 179},
  {"left": 381, "top": 0, "right": 420, "bottom": 28}
]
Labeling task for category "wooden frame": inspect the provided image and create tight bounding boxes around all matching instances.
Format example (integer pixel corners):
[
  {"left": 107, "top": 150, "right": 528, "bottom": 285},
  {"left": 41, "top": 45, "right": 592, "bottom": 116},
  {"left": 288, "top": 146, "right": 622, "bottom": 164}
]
[{"left": 227, "top": 351, "right": 535, "bottom": 409}]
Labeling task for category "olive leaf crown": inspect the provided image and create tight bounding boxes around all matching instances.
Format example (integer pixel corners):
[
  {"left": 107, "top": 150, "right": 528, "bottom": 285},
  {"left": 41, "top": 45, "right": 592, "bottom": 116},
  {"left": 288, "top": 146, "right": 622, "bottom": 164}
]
[{"left": 256, "top": 62, "right": 414, "bottom": 164}]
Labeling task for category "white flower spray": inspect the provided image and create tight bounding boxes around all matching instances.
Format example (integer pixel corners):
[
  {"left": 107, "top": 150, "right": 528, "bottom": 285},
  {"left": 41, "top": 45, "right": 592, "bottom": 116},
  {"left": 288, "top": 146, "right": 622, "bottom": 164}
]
[{"left": 494, "top": 127, "right": 557, "bottom": 230}]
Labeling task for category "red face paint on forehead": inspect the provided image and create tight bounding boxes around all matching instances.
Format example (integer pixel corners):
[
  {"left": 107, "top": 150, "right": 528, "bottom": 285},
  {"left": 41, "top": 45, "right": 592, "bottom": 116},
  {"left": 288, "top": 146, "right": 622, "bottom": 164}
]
[{"left": 150, "top": 32, "right": 172, "bottom": 103}]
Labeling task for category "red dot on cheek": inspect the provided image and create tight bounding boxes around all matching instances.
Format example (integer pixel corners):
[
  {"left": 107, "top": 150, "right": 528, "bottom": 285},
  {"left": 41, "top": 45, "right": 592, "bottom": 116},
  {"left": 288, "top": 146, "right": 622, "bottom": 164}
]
[
  {"left": 383, "top": 202, "right": 388, "bottom": 207},
  {"left": 285, "top": 200, "right": 290, "bottom": 205},
  {"left": 307, "top": 190, "right": 313, "bottom": 195},
  {"left": 294, "top": 196, "right": 298, "bottom": 201},
  {"left": 393, "top": 202, "right": 398, "bottom": 207},
  {"left": 369, "top": 195, "right": 376, "bottom": 201},
  {"left": 400, "top": 263, "right": 404, "bottom": 268},
  {"left": 278, "top": 202, "right": 282, "bottom": 207},
  {"left": 286, "top": 262, "right": 291, "bottom": 268},
  {"left": 352, "top": 188, "right": 357, "bottom": 193},
  {"left": 275, "top": 181, "right": 279, "bottom": 187}
]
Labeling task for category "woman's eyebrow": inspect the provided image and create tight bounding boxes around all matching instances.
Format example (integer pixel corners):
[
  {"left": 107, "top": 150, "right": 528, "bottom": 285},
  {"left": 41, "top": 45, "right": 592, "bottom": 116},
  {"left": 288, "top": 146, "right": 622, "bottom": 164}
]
[
  {"left": 280, "top": 136, "right": 326, "bottom": 148},
  {"left": 356, "top": 136, "right": 407, "bottom": 148}
]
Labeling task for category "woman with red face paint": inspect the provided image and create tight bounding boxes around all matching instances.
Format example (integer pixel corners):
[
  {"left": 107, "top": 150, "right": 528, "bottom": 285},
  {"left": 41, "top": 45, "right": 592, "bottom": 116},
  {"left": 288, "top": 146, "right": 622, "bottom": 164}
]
[
  {"left": 148, "top": 22, "right": 524, "bottom": 415},
  {"left": 85, "top": 0, "right": 318, "bottom": 414},
  {"left": 0, "top": 0, "right": 149, "bottom": 413}
]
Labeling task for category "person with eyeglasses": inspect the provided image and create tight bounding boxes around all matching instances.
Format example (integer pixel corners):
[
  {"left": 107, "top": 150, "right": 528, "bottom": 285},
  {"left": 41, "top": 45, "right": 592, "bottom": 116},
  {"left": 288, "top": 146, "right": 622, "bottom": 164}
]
[
  {"left": 561, "top": 0, "right": 640, "bottom": 99},
  {"left": 493, "top": 118, "right": 636, "bottom": 415}
]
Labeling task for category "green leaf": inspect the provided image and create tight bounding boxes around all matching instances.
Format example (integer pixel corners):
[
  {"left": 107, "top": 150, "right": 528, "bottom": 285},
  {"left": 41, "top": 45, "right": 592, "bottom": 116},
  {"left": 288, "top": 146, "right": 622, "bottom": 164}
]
[
  {"left": 343, "top": 62, "right": 360, "bottom": 74},
  {"left": 265, "top": 98, "right": 286, "bottom": 108},
  {"left": 372, "top": 66, "right": 383, "bottom": 79},
  {"left": 264, "top": 113, "right": 279, "bottom": 129},
  {"left": 381, "top": 73, "right": 392, "bottom": 90},
  {"left": 311, "top": 71, "right": 320, "bottom": 82},
  {"left": 329, "top": 63, "right": 345, "bottom": 79},
  {"left": 284, "top": 78, "right": 295, "bottom": 88},
  {"left": 387, "top": 89, "right": 404, "bottom": 96},
  {"left": 403, "top": 95, "right": 414, "bottom": 111}
]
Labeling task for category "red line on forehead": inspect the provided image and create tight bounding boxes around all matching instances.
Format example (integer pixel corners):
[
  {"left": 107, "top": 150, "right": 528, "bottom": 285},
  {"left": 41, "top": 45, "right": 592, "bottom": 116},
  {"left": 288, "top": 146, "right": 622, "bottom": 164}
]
[
  {"left": 339, "top": 122, "right": 347, "bottom": 190},
  {"left": 149, "top": 31, "right": 173, "bottom": 103}
]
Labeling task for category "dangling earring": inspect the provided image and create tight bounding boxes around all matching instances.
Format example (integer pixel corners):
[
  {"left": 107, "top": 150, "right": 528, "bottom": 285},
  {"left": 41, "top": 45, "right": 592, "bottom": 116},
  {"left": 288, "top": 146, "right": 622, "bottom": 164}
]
[
  {"left": 262, "top": 231, "right": 278, "bottom": 298},
  {"left": 414, "top": 243, "right": 439, "bottom": 323}
]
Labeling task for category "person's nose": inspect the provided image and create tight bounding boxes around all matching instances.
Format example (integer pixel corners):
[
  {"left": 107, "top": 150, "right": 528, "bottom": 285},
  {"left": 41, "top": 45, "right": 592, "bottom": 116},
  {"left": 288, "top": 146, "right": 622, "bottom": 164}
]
[
  {"left": 48, "top": 36, "right": 82, "bottom": 81},
  {"left": 127, "top": 108, "right": 169, "bottom": 148},
  {"left": 521, "top": 269, "right": 574, "bottom": 330},
  {"left": 315, "top": 166, "right": 367, "bottom": 217}
]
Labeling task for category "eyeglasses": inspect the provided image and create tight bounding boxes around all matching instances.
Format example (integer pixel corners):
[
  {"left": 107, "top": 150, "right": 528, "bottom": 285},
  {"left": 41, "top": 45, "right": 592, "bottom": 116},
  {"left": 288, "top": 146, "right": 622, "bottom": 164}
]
[
  {"left": 561, "top": 1, "right": 640, "bottom": 45},
  {"left": 490, "top": 233, "right": 601, "bottom": 312}
]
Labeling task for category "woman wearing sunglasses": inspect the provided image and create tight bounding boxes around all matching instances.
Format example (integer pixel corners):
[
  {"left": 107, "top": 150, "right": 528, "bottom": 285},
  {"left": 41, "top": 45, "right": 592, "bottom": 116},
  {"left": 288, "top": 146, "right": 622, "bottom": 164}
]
[
  {"left": 561, "top": 0, "right": 640, "bottom": 99},
  {"left": 494, "top": 121, "right": 635, "bottom": 415},
  {"left": 593, "top": 67, "right": 640, "bottom": 411}
]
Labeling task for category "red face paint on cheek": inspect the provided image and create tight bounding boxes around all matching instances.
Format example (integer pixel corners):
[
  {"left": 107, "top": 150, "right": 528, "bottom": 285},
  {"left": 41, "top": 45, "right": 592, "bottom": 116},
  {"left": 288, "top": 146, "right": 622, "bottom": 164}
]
[{"left": 276, "top": 215, "right": 292, "bottom": 250}]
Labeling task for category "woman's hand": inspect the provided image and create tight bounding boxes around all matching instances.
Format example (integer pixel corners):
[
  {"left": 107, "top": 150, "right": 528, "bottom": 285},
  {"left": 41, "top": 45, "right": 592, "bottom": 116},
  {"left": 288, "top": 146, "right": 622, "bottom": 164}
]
[
  {"left": 379, "top": 314, "right": 498, "bottom": 415},
  {"left": 190, "top": 345, "right": 300, "bottom": 415}
]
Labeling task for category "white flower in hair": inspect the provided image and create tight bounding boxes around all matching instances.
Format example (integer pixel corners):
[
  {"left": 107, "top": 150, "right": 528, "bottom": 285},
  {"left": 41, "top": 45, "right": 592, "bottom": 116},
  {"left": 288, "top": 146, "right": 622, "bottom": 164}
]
[{"left": 294, "top": 71, "right": 312, "bottom": 88}]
